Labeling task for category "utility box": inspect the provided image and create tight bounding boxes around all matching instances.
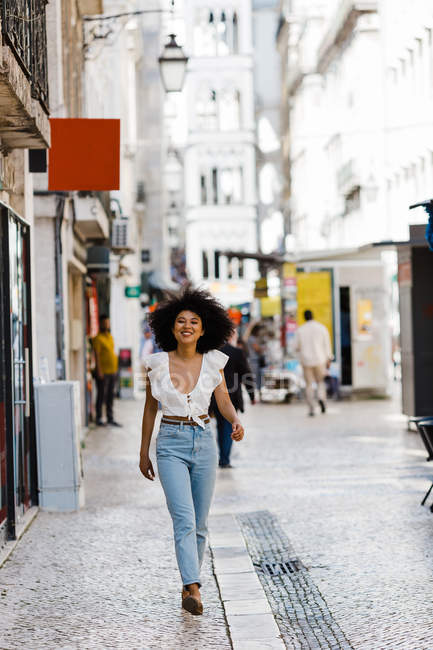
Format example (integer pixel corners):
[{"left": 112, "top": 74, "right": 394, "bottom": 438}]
[
  {"left": 398, "top": 225, "right": 433, "bottom": 417},
  {"left": 34, "top": 381, "right": 85, "bottom": 510}
]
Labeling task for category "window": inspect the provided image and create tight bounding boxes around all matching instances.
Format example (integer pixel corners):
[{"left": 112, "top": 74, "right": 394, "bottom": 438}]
[
  {"left": 199, "top": 167, "right": 244, "bottom": 205},
  {"left": 194, "top": 8, "right": 240, "bottom": 57},
  {"left": 194, "top": 9, "right": 218, "bottom": 56},
  {"left": 238, "top": 257, "right": 244, "bottom": 278},
  {"left": 344, "top": 186, "right": 360, "bottom": 214},
  {"left": 227, "top": 257, "right": 233, "bottom": 279},
  {"left": 214, "top": 251, "right": 220, "bottom": 279},
  {"left": 200, "top": 175, "right": 207, "bottom": 204},
  {"left": 219, "top": 88, "right": 241, "bottom": 130},
  {"left": 196, "top": 86, "right": 241, "bottom": 132},
  {"left": 220, "top": 167, "right": 243, "bottom": 204},
  {"left": 196, "top": 88, "right": 218, "bottom": 130},
  {"left": 202, "top": 251, "right": 209, "bottom": 278},
  {"left": 212, "top": 168, "right": 218, "bottom": 204}
]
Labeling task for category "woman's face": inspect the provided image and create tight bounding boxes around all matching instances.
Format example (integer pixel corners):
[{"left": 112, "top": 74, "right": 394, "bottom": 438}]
[{"left": 172, "top": 310, "right": 204, "bottom": 347}]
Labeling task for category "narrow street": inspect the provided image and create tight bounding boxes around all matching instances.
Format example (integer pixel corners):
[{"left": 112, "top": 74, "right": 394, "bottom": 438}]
[{"left": 1, "top": 394, "right": 433, "bottom": 649}]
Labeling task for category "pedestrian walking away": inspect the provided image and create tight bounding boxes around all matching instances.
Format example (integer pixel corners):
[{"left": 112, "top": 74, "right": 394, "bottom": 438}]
[
  {"left": 211, "top": 329, "right": 255, "bottom": 468},
  {"left": 139, "top": 286, "right": 245, "bottom": 616},
  {"left": 293, "top": 309, "right": 333, "bottom": 416},
  {"left": 245, "top": 324, "right": 265, "bottom": 398},
  {"left": 92, "top": 315, "right": 122, "bottom": 427}
]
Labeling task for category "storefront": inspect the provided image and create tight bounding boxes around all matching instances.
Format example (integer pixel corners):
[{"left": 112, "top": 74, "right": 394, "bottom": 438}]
[
  {"left": 292, "top": 247, "right": 394, "bottom": 396},
  {"left": 0, "top": 204, "right": 38, "bottom": 545}
]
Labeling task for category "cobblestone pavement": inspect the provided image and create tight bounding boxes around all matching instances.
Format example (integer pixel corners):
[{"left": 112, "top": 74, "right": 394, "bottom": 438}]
[
  {"left": 212, "top": 394, "right": 433, "bottom": 649},
  {"left": 0, "top": 400, "right": 230, "bottom": 649},
  {"left": 238, "top": 510, "right": 352, "bottom": 649},
  {"left": 1, "top": 392, "right": 433, "bottom": 649}
]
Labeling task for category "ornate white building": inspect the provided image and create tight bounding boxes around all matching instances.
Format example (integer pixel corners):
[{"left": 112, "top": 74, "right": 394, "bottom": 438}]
[{"left": 183, "top": 0, "right": 258, "bottom": 306}]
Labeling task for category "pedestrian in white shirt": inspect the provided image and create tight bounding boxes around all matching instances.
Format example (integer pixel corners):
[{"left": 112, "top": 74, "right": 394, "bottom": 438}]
[{"left": 293, "top": 309, "right": 332, "bottom": 416}]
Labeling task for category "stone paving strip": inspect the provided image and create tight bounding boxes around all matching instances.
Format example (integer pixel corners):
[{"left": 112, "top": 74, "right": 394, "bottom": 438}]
[
  {"left": 237, "top": 511, "right": 352, "bottom": 650},
  {"left": 209, "top": 513, "right": 285, "bottom": 650}
]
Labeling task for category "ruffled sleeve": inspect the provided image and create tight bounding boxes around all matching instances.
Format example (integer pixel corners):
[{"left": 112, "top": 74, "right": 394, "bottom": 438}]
[
  {"left": 204, "top": 349, "right": 229, "bottom": 391},
  {"left": 144, "top": 351, "right": 168, "bottom": 402},
  {"left": 144, "top": 351, "right": 166, "bottom": 371},
  {"left": 207, "top": 349, "right": 229, "bottom": 369}
]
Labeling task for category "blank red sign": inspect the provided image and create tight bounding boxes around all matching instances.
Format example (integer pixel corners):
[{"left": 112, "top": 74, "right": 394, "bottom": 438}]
[{"left": 48, "top": 118, "right": 120, "bottom": 191}]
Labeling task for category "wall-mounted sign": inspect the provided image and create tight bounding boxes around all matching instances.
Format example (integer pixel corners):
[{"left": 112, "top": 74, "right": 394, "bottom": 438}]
[
  {"left": 48, "top": 118, "right": 120, "bottom": 191},
  {"left": 254, "top": 277, "right": 268, "bottom": 298}
]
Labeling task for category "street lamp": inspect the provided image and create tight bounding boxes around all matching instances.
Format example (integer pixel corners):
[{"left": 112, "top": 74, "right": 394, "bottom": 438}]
[{"left": 158, "top": 34, "right": 188, "bottom": 92}]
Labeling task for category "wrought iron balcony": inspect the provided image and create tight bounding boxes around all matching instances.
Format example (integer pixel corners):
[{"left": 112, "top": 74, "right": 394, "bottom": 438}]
[
  {"left": 1, "top": 0, "right": 49, "bottom": 111},
  {"left": 0, "top": 0, "right": 50, "bottom": 150}
]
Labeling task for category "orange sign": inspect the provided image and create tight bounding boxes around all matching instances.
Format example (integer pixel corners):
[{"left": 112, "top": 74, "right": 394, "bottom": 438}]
[{"left": 48, "top": 118, "right": 120, "bottom": 191}]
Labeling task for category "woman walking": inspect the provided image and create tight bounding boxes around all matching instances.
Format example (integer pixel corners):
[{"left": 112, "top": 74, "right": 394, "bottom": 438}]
[{"left": 139, "top": 287, "right": 245, "bottom": 615}]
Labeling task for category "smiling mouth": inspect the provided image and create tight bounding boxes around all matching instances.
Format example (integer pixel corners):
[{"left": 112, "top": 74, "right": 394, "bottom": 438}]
[{"left": 181, "top": 331, "right": 193, "bottom": 335}]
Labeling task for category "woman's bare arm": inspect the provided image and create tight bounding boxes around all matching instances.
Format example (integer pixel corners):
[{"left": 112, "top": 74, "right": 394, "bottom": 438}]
[
  {"left": 139, "top": 376, "right": 159, "bottom": 480},
  {"left": 213, "top": 371, "right": 244, "bottom": 441}
]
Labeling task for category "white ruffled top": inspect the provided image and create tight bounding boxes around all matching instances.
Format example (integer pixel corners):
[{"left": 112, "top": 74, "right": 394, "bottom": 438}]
[{"left": 145, "top": 349, "right": 229, "bottom": 428}]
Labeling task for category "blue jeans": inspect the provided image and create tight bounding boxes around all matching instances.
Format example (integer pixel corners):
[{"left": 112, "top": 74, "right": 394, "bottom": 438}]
[
  {"left": 215, "top": 409, "right": 233, "bottom": 466},
  {"left": 156, "top": 421, "right": 218, "bottom": 587}
]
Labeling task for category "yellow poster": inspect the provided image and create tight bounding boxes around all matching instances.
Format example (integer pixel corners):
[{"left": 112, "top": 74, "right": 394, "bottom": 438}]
[
  {"left": 260, "top": 296, "right": 281, "bottom": 317},
  {"left": 296, "top": 271, "right": 333, "bottom": 350},
  {"left": 283, "top": 262, "right": 296, "bottom": 278},
  {"left": 357, "top": 299, "right": 372, "bottom": 337}
]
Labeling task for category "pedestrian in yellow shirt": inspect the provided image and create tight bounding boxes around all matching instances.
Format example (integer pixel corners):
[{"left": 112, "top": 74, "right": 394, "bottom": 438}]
[{"left": 92, "top": 315, "right": 122, "bottom": 427}]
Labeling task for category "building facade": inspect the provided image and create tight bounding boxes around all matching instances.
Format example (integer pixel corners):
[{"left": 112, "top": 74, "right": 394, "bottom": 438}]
[
  {"left": 183, "top": 0, "right": 258, "bottom": 306},
  {"left": 253, "top": 0, "right": 284, "bottom": 255},
  {"left": 33, "top": 0, "right": 110, "bottom": 429},
  {"left": 278, "top": 0, "right": 433, "bottom": 252},
  {"left": 0, "top": 0, "right": 50, "bottom": 546}
]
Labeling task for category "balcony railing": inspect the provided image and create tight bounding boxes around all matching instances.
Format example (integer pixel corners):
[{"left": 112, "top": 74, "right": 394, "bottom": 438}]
[{"left": 1, "top": 0, "right": 49, "bottom": 112}]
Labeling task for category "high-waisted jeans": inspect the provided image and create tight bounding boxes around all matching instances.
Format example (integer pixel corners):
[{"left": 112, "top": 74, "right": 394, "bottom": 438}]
[{"left": 156, "top": 421, "right": 218, "bottom": 587}]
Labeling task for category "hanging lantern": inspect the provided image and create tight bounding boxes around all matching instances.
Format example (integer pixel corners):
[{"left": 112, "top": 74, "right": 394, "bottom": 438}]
[{"left": 158, "top": 34, "right": 188, "bottom": 93}]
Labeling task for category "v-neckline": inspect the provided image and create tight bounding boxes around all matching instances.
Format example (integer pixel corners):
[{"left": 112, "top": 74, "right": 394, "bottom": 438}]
[{"left": 167, "top": 351, "right": 205, "bottom": 396}]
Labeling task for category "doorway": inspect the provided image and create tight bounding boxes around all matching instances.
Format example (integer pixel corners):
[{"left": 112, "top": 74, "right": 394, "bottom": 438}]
[
  {"left": 0, "top": 204, "right": 38, "bottom": 542},
  {"left": 340, "top": 286, "right": 352, "bottom": 386}
]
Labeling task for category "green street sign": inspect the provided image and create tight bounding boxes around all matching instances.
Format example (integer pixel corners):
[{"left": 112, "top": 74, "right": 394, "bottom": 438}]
[{"left": 125, "top": 285, "right": 141, "bottom": 298}]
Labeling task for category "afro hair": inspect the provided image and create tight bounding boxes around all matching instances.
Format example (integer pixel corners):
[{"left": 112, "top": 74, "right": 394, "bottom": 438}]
[{"left": 148, "top": 285, "right": 234, "bottom": 353}]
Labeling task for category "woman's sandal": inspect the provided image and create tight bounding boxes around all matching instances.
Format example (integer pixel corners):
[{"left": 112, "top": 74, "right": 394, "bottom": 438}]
[{"left": 181, "top": 588, "right": 203, "bottom": 615}]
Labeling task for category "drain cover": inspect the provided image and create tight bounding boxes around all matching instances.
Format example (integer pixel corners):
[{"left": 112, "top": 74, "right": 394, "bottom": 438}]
[
  {"left": 256, "top": 559, "right": 304, "bottom": 576},
  {"left": 238, "top": 510, "right": 352, "bottom": 650}
]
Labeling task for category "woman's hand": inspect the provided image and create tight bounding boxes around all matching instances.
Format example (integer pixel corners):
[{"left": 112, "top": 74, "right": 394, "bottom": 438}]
[
  {"left": 139, "top": 454, "right": 155, "bottom": 481},
  {"left": 231, "top": 420, "right": 244, "bottom": 442}
]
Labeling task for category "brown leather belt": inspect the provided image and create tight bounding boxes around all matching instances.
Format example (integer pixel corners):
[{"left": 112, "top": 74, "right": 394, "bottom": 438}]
[{"left": 161, "top": 414, "right": 210, "bottom": 426}]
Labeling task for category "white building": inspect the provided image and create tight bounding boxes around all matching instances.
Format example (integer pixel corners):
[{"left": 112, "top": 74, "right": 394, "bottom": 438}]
[
  {"left": 84, "top": 1, "right": 169, "bottom": 382},
  {"left": 381, "top": 0, "right": 433, "bottom": 238},
  {"left": 183, "top": 0, "right": 258, "bottom": 306},
  {"left": 280, "top": 0, "right": 433, "bottom": 252},
  {"left": 253, "top": 0, "right": 284, "bottom": 255}
]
